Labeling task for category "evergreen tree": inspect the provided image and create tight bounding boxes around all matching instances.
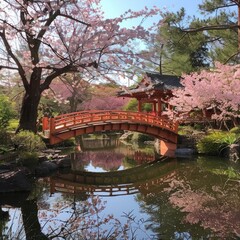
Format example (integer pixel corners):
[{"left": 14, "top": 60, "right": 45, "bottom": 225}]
[
  {"left": 149, "top": 1, "right": 239, "bottom": 75},
  {"left": 153, "top": 8, "right": 210, "bottom": 75},
  {"left": 196, "top": 0, "right": 239, "bottom": 63},
  {"left": 185, "top": 0, "right": 239, "bottom": 63}
]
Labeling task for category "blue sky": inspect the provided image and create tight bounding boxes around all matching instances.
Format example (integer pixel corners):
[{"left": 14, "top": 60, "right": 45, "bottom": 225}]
[
  {"left": 100, "top": 1, "right": 238, "bottom": 31},
  {"left": 101, "top": 0, "right": 203, "bottom": 23}
]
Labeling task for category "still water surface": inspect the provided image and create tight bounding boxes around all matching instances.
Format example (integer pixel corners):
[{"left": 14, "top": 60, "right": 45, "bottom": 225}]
[{"left": 1, "top": 138, "right": 240, "bottom": 239}]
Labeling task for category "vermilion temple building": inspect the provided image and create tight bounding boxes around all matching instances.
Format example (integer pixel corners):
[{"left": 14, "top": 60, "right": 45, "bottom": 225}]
[{"left": 118, "top": 72, "right": 182, "bottom": 116}]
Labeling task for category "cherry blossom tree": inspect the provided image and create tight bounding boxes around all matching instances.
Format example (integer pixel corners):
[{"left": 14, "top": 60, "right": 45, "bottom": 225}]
[
  {"left": 0, "top": 0, "right": 160, "bottom": 132},
  {"left": 166, "top": 62, "right": 240, "bottom": 126},
  {"left": 42, "top": 73, "right": 92, "bottom": 112},
  {"left": 81, "top": 84, "right": 129, "bottom": 111},
  {"left": 43, "top": 80, "right": 129, "bottom": 112}
]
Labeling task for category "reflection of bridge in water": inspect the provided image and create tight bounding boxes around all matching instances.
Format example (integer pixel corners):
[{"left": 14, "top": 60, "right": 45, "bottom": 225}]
[{"left": 47, "top": 158, "right": 177, "bottom": 197}]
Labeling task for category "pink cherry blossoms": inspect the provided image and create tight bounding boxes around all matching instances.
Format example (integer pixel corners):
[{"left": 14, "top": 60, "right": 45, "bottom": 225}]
[
  {"left": 0, "top": 0, "right": 161, "bottom": 81},
  {"left": 166, "top": 62, "right": 240, "bottom": 124},
  {"left": 0, "top": 0, "right": 162, "bottom": 131}
]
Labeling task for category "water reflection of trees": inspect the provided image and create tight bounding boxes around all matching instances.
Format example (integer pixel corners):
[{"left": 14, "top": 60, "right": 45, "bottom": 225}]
[
  {"left": 1, "top": 193, "right": 152, "bottom": 240},
  {"left": 71, "top": 151, "right": 125, "bottom": 171},
  {"left": 1, "top": 159, "right": 176, "bottom": 239},
  {"left": 71, "top": 149, "right": 155, "bottom": 172},
  {"left": 2, "top": 156, "right": 239, "bottom": 239},
  {"left": 0, "top": 192, "right": 49, "bottom": 240},
  {"left": 79, "top": 134, "right": 120, "bottom": 150},
  {"left": 0, "top": 208, "right": 9, "bottom": 239},
  {"left": 136, "top": 158, "right": 240, "bottom": 239}
]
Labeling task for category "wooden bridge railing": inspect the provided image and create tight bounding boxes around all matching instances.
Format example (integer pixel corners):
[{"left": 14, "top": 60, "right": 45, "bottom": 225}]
[{"left": 42, "top": 110, "right": 178, "bottom": 135}]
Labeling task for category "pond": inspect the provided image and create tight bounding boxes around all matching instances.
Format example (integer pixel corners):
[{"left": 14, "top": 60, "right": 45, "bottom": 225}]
[{"left": 1, "top": 136, "right": 240, "bottom": 239}]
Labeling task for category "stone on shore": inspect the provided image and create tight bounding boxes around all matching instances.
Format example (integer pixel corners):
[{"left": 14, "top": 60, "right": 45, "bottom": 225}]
[{"left": 0, "top": 169, "right": 32, "bottom": 193}]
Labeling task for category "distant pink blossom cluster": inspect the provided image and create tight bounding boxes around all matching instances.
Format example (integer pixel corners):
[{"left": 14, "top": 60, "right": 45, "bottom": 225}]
[
  {"left": 81, "top": 95, "right": 129, "bottom": 111},
  {"left": 166, "top": 62, "right": 240, "bottom": 123}
]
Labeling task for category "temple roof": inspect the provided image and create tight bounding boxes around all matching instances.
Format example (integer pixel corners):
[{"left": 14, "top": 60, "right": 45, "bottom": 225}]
[
  {"left": 144, "top": 72, "right": 182, "bottom": 90},
  {"left": 118, "top": 72, "right": 182, "bottom": 97}
]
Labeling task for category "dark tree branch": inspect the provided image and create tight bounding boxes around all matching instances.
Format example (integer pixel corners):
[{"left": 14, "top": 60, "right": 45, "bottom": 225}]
[
  {"left": 40, "top": 61, "right": 98, "bottom": 92},
  {"left": 59, "top": 13, "right": 91, "bottom": 27},
  {"left": 200, "top": 3, "right": 237, "bottom": 12},
  {"left": 224, "top": 50, "right": 240, "bottom": 63},
  {"left": 0, "top": 30, "right": 29, "bottom": 90},
  {"left": 182, "top": 24, "right": 238, "bottom": 32},
  {"left": 0, "top": 65, "right": 18, "bottom": 70}
]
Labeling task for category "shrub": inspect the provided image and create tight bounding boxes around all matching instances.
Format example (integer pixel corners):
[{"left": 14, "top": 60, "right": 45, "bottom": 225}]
[
  {"left": 197, "top": 131, "right": 239, "bottom": 155},
  {"left": 7, "top": 119, "right": 19, "bottom": 132},
  {"left": 12, "top": 131, "right": 46, "bottom": 167},
  {"left": 178, "top": 126, "right": 195, "bottom": 135},
  {"left": 131, "top": 132, "right": 154, "bottom": 143},
  {"left": 0, "top": 95, "right": 15, "bottom": 129},
  {"left": 230, "top": 126, "right": 240, "bottom": 135},
  {"left": 12, "top": 130, "right": 46, "bottom": 152},
  {"left": 0, "top": 129, "right": 12, "bottom": 146},
  {"left": 17, "top": 152, "right": 39, "bottom": 167}
]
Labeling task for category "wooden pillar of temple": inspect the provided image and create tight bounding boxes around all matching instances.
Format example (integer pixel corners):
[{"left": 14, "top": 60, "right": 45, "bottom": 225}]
[
  {"left": 153, "top": 101, "right": 157, "bottom": 114},
  {"left": 138, "top": 99, "right": 142, "bottom": 112},
  {"left": 157, "top": 98, "right": 162, "bottom": 116}
]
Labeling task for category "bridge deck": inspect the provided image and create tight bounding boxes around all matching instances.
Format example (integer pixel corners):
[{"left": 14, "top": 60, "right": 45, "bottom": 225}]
[{"left": 42, "top": 110, "right": 178, "bottom": 145}]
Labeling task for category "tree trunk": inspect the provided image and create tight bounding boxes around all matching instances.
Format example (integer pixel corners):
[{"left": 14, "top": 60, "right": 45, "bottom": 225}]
[
  {"left": 17, "top": 89, "right": 41, "bottom": 133},
  {"left": 21, "top": 199, "right": 49, "bottom": 240}
]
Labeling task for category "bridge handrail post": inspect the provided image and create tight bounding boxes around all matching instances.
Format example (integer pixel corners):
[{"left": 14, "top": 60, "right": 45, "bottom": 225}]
[
  {"left": 50, "top": 117, "right": 56, "bottom": 135},
  {"left": 42, "top": 117, "right": 49, "bottom": 131}
]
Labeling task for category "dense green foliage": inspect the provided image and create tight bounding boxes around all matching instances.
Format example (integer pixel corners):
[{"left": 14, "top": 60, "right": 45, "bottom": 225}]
[
  {"left": 123, "top": 99, "right": 153, "bottom": 112},
  {"left": 0, "top": 129, "right": 12, "bottom": 146},
  {"left": 230, "top": 126, "right": 240, "bottom": 134},
  {"left": 11, "top": 131, "right": 46, "bottom": 166},
  {"left": 198, "top": 0, "right": 238, "bottom": 63},
  {"left": 197, "top": 131, "right": 240, "bottom": 155},
  {"left": 158, "top": 8, "right": 210, "bottom": 75},
  {"left": 12, "top": 131, "right": 46, "bottom": 152},
  {"left": 131, "top": 133, "right": 155, "bottom": 143},
  {"left": 0, "top": 94, "right": 15, "bottom": 129},
  {"left": 17, "top": 151, "right": 39, "bottom": 167},
  {"left": 7, "top": 119, "right": 19, "bottom": 132},
  {"left": 148, "top": 0, "right": 239, "bottom": 75},
  {"left": 123, "top": 99, "right": 138, "bottom": 111}
]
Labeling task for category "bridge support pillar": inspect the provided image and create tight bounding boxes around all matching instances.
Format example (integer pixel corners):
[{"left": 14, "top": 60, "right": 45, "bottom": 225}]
[{"left": 160, "top": 140, "right": 177, "bottom": 158}]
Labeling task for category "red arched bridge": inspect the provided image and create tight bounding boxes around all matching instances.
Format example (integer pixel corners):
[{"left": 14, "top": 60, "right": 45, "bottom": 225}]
[{"left": 42, "top": 110, "right": 178, "bottom": 155}]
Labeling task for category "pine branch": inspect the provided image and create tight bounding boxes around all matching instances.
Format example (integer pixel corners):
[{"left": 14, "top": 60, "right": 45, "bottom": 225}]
[{"left": 182, "top": 24, "right": 238, "bottom": 32}]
